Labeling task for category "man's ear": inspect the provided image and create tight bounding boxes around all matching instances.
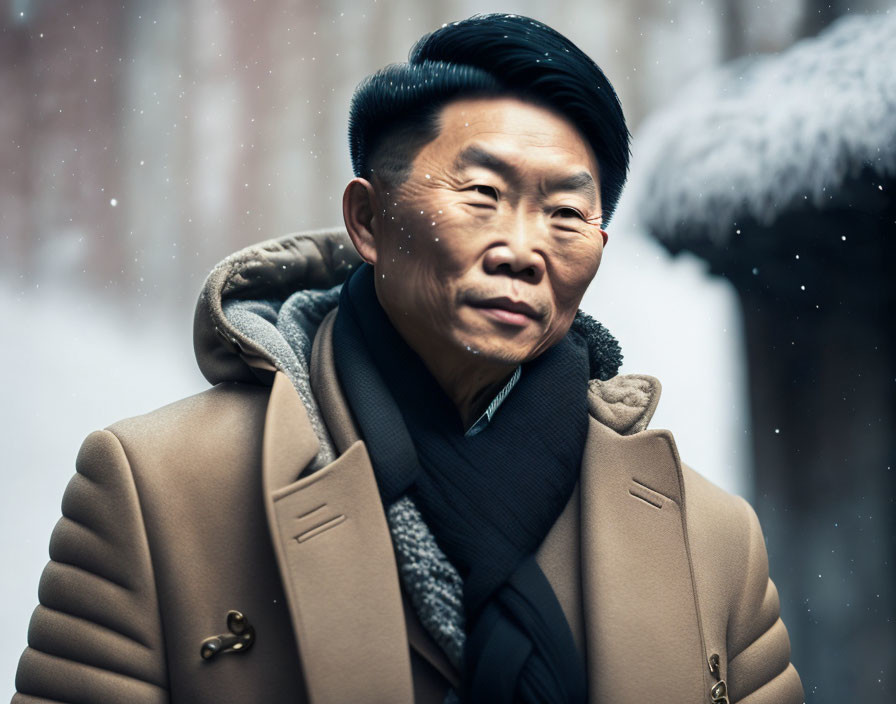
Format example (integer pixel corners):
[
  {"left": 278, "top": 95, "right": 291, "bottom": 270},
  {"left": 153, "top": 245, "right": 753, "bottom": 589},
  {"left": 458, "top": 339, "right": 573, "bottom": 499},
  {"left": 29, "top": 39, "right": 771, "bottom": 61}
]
[{"left": 343, "top": 178, "right": 380, "bottom": 265}]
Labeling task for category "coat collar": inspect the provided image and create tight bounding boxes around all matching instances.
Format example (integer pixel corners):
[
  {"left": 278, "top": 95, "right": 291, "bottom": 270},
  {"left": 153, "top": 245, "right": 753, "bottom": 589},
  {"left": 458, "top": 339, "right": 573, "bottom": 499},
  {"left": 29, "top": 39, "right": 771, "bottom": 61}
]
[{"left": 261, "top": 307, "right": 708, "bottom": 702}]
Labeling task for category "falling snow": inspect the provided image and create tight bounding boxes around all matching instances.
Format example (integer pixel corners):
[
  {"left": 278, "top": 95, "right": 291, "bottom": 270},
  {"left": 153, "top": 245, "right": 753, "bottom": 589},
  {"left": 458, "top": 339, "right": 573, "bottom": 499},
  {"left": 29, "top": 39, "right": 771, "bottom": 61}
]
[{"left": 2, "top": 4, "right": 892, "bottom": 703}]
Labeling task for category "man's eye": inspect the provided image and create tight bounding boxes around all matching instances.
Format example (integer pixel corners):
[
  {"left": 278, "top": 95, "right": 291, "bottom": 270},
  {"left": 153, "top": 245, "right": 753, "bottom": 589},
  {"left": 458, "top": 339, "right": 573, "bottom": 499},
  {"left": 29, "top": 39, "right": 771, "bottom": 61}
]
[
  {"left": 554, "top": 207, "right": 585, "bottom": 220},
  {"left": 469, "top": 185, "right": 498, "bottom": 199}
]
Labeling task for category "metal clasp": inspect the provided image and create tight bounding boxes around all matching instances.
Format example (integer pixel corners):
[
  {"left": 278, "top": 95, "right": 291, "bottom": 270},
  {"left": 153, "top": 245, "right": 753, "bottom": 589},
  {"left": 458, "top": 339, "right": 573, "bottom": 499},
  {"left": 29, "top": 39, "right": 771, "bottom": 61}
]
[
  {"left": 708, "top": 653, "right": 730, "bottom": 703},
  {"left": 200, "top": 610, "right": 256, "bottom": 660}
]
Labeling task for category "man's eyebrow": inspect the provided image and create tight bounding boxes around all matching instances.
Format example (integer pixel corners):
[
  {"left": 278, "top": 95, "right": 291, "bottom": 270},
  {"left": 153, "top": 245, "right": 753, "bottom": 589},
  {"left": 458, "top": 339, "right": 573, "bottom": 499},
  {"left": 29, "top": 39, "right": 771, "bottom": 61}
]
[
  {"left": 453, "top": 144, "right": 598, "bottom": 207},
  {"left": 544, "top": 171, "right": 598, "bottom": 208},
  {"left": 453, "top": 145, "right": 519, "bottom": 182}
]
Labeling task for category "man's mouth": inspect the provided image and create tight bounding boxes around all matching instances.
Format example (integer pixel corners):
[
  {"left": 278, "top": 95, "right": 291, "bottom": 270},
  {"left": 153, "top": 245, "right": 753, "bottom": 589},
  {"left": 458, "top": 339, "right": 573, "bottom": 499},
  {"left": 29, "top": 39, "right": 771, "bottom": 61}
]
[{"left": 468, "top": 296, "right": 542, "bottom": 326}]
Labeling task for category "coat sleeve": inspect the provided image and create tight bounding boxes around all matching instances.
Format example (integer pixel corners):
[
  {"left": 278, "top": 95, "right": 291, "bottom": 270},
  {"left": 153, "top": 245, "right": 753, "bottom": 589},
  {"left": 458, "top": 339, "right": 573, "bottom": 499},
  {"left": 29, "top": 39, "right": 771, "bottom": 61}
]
[
  {"left": 725, "top": 496, "right": 804, "bottom": 704},
  {"left": 13, "top": 429, "right": 169, "bottom": 703}
]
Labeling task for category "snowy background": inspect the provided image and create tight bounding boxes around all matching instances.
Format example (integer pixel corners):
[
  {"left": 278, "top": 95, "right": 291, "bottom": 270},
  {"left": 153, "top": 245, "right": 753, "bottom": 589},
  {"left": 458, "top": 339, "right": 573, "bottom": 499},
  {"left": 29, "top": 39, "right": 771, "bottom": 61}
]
[{"left": 2, "top": 0, "right": 893, "bottom": 700}]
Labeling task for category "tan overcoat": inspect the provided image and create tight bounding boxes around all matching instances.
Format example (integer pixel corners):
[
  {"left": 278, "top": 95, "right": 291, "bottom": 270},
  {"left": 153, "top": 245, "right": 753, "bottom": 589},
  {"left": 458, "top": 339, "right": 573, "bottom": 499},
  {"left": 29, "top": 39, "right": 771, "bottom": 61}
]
[{"left": 13, "top": 229, "right": 804, "bottom": 703}]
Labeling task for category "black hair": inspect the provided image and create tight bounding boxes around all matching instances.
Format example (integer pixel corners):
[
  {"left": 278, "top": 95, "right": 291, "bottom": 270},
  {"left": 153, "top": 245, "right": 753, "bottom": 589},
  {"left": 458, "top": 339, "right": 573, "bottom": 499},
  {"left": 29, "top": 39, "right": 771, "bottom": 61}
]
[
  {"left": 348, "top": 60, "right": 503, "bottom": 190},
  {"left": 348, "top": 13, "right": 631, "bottom": 224}
]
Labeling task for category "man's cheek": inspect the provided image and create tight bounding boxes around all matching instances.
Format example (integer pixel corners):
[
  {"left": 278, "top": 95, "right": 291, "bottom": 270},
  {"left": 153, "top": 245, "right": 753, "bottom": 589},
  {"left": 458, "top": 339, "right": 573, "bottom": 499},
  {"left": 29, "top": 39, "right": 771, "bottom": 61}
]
[
  {"left": 557, "top": 260, "right": 600, "bottom": 300},
  {"left": 385, "top": 266, "right": 442, "bottom": 324}
]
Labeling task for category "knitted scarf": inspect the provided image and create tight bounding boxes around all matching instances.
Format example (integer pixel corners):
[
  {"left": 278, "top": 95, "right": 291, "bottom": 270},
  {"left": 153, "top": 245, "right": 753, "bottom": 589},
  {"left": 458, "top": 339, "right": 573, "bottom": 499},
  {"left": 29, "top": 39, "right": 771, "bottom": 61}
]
[{"left": 332, "top": 263, "right": 589, "bottom": 703}]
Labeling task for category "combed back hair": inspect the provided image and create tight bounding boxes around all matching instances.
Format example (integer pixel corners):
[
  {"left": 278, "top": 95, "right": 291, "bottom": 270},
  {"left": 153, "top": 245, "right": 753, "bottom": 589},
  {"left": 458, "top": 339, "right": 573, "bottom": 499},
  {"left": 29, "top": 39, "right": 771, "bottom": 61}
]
[{"left": 348, "top": 13, "right": 631, "bottom": 224}]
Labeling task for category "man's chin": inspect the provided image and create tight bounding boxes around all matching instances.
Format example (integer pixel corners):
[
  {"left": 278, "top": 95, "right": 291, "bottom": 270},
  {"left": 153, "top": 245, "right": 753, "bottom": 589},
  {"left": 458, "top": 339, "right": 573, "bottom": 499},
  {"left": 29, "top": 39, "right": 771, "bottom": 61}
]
[{"left": 451, "top": 335, "right": 535, "bottom": 366}]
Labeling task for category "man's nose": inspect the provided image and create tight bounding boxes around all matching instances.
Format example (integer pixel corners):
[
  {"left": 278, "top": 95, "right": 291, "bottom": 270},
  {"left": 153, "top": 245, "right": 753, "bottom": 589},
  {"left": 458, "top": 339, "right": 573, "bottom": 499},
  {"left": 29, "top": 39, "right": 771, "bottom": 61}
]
[{"left": 482, "top": 213, "right": 546, "bottom": 283}]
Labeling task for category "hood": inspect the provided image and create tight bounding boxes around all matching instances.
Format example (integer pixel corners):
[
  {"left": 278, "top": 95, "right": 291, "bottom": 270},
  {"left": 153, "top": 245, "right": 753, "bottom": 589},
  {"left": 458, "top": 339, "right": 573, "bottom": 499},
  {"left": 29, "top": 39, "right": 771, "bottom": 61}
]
[{"left": 193, "top": 228, "right": 660, "bottom": 439}]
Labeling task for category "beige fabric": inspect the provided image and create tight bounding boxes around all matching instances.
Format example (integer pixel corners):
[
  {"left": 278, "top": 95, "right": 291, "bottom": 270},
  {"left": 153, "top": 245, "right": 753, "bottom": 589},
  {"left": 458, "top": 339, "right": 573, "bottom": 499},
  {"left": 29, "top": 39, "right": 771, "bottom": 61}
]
[
  {"left": 262, "top": 371, "right": 414, "bottom": 704},
  {"left": 13, "top": 229, "right": 804, "bottom": 703}
]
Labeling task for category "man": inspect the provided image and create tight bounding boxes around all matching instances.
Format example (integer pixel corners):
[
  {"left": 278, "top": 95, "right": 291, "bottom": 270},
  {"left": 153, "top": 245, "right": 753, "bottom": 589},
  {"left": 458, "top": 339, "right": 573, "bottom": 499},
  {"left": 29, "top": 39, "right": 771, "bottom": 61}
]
[{"left": 13, "top": 13, "right": 803, "bottom": 704}]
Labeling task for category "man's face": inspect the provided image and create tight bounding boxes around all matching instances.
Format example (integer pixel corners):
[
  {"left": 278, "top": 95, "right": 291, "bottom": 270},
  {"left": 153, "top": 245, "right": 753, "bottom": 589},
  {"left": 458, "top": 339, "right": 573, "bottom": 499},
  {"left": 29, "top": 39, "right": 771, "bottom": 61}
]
[{"left": 369, "top": 96, "right": 605, "bottom": 367}]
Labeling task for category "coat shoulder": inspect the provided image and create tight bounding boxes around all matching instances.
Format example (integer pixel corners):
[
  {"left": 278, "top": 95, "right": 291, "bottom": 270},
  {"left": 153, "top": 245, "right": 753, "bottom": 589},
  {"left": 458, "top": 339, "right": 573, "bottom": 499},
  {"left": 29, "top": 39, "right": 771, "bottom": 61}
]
[
  {"left": 102, "top": 382, "right": 275, "bottom": 488},
  {"left": 681, "top": 461, "right": 753, "bottom": 537},
  {"left": 679, "top": 462, "right": 770, "bottom": 660},
  {"left": 107, "top": 381, "right": 271, "bottom": 447},
  {"left": 680, "top": 461, "right": 757, "bottom": 601}
]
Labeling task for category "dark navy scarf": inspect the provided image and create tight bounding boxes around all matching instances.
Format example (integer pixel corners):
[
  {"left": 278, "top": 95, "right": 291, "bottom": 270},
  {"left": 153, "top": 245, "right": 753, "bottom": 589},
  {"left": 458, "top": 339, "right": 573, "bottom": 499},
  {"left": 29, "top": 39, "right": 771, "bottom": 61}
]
[{"left": 332, "top": 263, "right": 589, "bottom": 703}]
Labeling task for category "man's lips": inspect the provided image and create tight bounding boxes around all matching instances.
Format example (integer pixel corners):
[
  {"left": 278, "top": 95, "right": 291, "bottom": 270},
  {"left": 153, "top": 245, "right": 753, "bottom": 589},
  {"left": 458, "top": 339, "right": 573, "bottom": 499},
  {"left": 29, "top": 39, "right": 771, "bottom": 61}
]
[{"left": 468, "top": 296, "right": 543, "bottom": 325}]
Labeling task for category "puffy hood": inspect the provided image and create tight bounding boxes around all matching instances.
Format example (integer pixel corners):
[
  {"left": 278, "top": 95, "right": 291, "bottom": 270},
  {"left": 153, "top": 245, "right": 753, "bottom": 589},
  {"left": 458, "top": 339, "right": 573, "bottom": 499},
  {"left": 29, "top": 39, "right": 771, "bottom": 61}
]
[{"left": 193, "top": 228, "right": 661, "bottom": 440}]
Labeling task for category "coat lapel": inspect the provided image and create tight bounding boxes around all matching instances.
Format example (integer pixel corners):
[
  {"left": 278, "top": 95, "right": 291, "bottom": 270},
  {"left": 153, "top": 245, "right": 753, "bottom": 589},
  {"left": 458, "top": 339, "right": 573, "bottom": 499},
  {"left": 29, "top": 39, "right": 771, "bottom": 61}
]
[
  {"left": 579, "top": 416, "right": 708, "bottom": 702},
  {"left": 535, "top": 481, "right": 586, "bottom": 656},
  {"left": 261, "top": 369, "right": 415, "bottom": 703},
  {"left": 310, "top": 308, "right": 462, "bottom": 690}
]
